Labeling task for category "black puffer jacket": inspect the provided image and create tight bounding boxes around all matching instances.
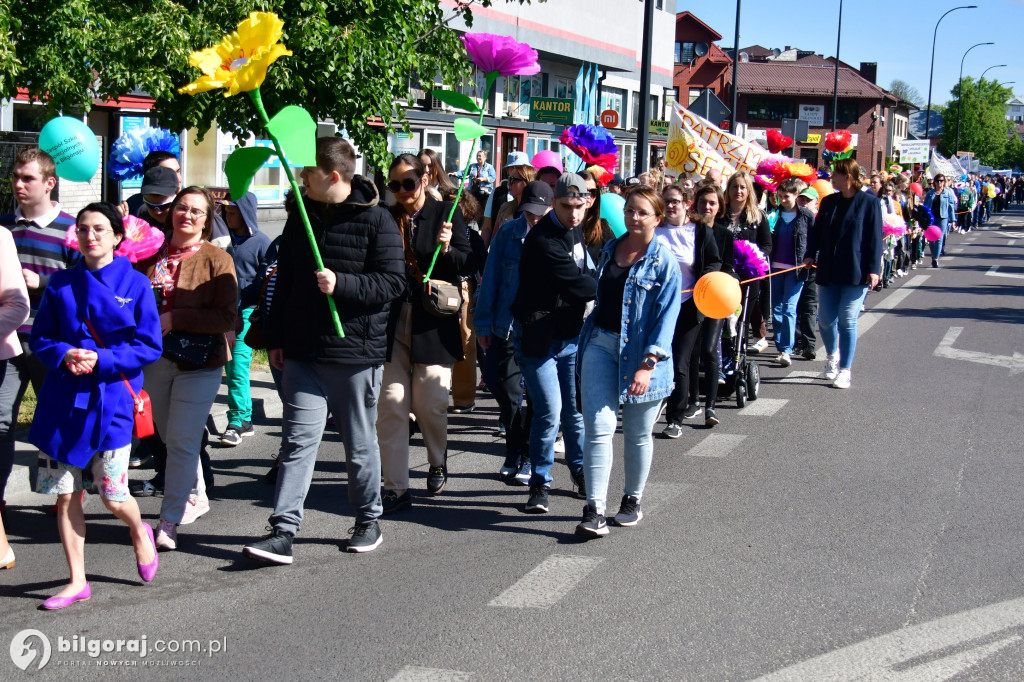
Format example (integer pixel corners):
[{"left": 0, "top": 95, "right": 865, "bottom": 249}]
[{"left": 266, "top": 176, "right": 406, "bottom": 364}]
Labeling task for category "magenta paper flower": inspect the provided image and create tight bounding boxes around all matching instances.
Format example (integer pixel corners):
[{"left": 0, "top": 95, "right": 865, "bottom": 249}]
[
  {"left": 65, "top": 215, "right": 165, "bottom": 263},
  {"left": 460, "top": 33, "right": 540, "bottom": 76}
]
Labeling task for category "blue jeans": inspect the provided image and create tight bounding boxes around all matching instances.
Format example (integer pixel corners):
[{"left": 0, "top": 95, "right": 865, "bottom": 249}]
[
  {"left": 929, "top": 220, "right": 949, "bottom": 259},
  {"left": 770, "top": 270, "right": 804, "bottom": 354},
  {"left": 817, "top": 283, "right": 868, "bottom": 371},
  {"left": 581, "top": 328, "right": 661, "bottom": 515},
  {"left": 516, "top": 337, "right": 584, "bottom": 487}
]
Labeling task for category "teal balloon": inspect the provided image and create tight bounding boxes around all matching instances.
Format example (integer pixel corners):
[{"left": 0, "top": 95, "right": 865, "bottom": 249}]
[
  {"left": 39, "top": 117, "right": 100, "bottom": 182},
  {"left": 600, "top": 192, "right": 627, "bottom": 237}
]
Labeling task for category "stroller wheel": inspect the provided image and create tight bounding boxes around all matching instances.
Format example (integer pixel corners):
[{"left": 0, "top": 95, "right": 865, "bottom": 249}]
[
  {"left": 745, "top": 361, "right": 760, "bottom": 401},
  {"left": 736, "top": 382, "right": 747, "bottom": 408}
]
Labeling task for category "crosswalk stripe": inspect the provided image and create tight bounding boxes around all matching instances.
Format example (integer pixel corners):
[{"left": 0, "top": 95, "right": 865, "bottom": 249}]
[
  {"left": 739, "top": 398, "right": 789, "bottom": 417},
  {"left": 777, "top": 370, "right": 822, "bottom": 384},
  {"left": 684, "top": 434, "right": 747, "bottom": 458},
  {"left": 858, "top": 275, "right": 929, "bottom": 338},
  {"left": 488, "top": 555, "right": 604, "bottom": 609},
  {"left": 387, "top": 666, "right": 473, "bottom": 682}
]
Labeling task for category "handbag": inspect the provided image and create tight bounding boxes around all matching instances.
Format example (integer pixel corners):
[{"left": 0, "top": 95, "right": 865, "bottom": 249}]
[
  {"left": 83, "top": 319, "right": 155, "bottom": 439},
  {"left": 162, "top": 330, "right": 215, "bottom": 370},
  {"left": 401, "top": 217, "right": 462, "bottom": 319}
]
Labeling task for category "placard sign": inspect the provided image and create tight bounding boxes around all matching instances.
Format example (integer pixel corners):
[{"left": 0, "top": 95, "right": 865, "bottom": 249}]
[
  {"left": 798, "top": 104, "right": 825, "bottom": 127},
  {"left": 900, "top": 139, "right": 930, "bottom": 164}
]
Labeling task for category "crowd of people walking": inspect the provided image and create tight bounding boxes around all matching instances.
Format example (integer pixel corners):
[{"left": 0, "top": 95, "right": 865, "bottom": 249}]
[{"left": 0, "top": 140, "right": 1007, "bottom": 608}]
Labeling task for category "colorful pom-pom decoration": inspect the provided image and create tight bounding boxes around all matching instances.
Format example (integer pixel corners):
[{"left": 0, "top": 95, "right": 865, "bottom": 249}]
[
  {"left": 559, "top": 124, "right": 619, "bottom": 174},
  {"left": 733, "top": 239, "right": 769, "bottom": 281},
  {"left": 108, "top": 127, "right": 180, "bottom": 182},
  {"left": 65, "top": 215, "right": 165, "bottom": 263}
]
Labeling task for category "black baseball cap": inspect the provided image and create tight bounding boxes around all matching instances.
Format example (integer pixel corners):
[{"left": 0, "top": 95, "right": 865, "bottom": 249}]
[
  {"left": 140, "top": 166, "right": 179, "bottom": 196},
  {"left": 520, "top": 181, "right": 554, "bottom": 215},
  {"left": 609, "top": 174, "right": 624, "bottom": 187}
]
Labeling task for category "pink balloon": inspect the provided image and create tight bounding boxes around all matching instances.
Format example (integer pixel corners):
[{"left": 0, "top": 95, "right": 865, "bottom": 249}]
[
  {"left": 924, "top": 225, "right": 942, "bottom": 242},
  {"left": 531, "top": 150, "right": 563, "bottom": 174}
]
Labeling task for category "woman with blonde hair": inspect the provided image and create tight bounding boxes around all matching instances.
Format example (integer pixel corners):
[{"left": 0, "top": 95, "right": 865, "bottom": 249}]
[
  {"left": 492, "top": 164, "right": 536, "bottom": 233},
  {"left": 724, "top": 171, "right": 772, "bottom": 351}
]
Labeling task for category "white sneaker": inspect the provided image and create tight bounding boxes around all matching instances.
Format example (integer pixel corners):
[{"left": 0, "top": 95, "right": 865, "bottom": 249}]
[
  {"left": 776, "top": 352, "right": 791, "bottom": 367},
  {"left": 823, "top": 354, "right": 840, "bottom": 381},
  {"left": 553, "top": 436, "right": 565, "bottom": 454},
  {"left": 832, "top": 369, "right": 852, "bottom": 389},
  {"left": 751, "top": 338, "right": 769, "bottom": 353},
  {"left": 154, "top": 519, "right": 178, "bottom": 551},
  {"left": 179, "top": 492, "right": 210, "bottom": 525}
]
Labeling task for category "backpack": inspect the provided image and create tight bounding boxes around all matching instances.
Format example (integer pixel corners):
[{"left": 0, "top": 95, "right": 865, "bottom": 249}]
[{"left": 957, "top": 188, "right": 972, "bottom": 210}]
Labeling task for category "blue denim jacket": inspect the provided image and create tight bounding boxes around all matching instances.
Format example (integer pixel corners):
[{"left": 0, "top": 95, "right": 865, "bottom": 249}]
[
  {"left": 924, "top": 187, "right": 957, "bottom": 228},
  {"left": 578, "top": 235, "right": 682, "bottom": 404},
  {"left": 474, "top": 215, "right": 527, "bottom": 340}
]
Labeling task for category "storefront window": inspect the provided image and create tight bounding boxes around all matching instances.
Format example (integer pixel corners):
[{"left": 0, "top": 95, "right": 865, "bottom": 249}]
[
  {"left": 746, "top": 97, "right": 796, "bottom": 121},
  {"left": 505, "top": 74, "right": 544, "bottom": 117}
]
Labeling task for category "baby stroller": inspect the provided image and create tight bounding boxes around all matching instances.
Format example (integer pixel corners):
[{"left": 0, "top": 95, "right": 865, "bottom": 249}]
[{"left": 719, "top": 282, "right": 761, "bottom": 407}]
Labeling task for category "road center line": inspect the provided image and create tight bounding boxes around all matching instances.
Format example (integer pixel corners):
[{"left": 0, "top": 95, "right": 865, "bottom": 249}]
[
  {"left": 986, "top": 266, "right": 1024, "bottom": 280},
  {"left": 387, "top": 667, "right": 473, "bottom": 682},
  {"left": 857, "top": 275, "right": 930, "bottom": 338},
  {"left": 488, "top": 554, "right": 604, "bottom": 609},
  {"left": 684, "top": 434, "right": 747, "bottom": 458}
]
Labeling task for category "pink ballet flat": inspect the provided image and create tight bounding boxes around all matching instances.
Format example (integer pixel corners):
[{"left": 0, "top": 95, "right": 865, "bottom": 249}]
[
  {"left": 138, "top": 523, "right": 159, "bottom": 583},
  {"left": 41, "top": 583, "right": 91, "bottom": 610}
]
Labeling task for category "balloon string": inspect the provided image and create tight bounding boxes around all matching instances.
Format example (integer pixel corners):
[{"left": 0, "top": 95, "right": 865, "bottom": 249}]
[{"left": 680, "top": 263, "right": 814, "bottom": 294}]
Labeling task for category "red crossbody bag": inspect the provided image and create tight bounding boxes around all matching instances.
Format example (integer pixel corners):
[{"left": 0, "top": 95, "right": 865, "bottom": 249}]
[{"left": 83, "top": 319, "right": 155, "bottom": 439}]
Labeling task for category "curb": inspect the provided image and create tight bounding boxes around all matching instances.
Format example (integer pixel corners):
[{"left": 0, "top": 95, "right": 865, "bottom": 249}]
[{"left": 5, "top": 370, "right": 283, "bottom": 498}]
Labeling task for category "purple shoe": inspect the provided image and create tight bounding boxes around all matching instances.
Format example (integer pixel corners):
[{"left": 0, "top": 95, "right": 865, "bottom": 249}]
[
  {"left": 138, "top": 523, "right": 159, "bottom": 583},
  {"left": 41, "top": 583, "right": 91, "bottom": 610}
]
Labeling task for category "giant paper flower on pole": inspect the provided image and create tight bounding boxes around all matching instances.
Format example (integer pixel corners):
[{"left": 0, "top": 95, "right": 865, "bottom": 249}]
[
  {"left": 178, "top": 12, "right": 343, "bottom": 337},
  {"left": 420, "top": 33, "right": 540, "bottom": 281},
  {"left": 178, "top": 12, "right": 292, "bottom": 97}
]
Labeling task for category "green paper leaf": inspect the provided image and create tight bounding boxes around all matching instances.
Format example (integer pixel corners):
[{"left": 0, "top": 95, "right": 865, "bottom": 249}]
[
  {"left": 430, "top": 89, "right": 481, "bottom": 113},
  {"left": 225, "top": 146, "right": 276, "bottom": 199},
  {"left": 266, "top": 105, "right": 317, "bottom": 167},
  {"left": 453, "top": 117, "right": 487, "bottom": 142}
]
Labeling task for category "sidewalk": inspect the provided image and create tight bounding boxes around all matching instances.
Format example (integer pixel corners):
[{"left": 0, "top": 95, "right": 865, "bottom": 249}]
[{"left": 7, "top": 370, "right": 283, "bottom": 497}]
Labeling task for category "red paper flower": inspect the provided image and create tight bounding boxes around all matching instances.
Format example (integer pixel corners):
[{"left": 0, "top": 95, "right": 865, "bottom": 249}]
[
  {"left": 765, "top": 129, "right": 793, "bottom": 154},
  {"left": 460, "top": 33, "right": 540, "bottom": 76},
  {"left": 825, "top": 130, "right": 852, "bottom": 153}
]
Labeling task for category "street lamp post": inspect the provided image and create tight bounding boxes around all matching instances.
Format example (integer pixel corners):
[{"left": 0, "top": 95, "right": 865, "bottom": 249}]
[
  {"left": 925, "top": 5, "right": 976, "bottom": 141},
  {"left": 955, "top": 42, "right": 993, "bottom": 154},
  {"left": 980, "top": 64, "right": 1007, "bottom": 82},
  {"left": 831, "top": 0, "right": 843, "bottom": 131},
  {"left": 729, "top": 0, "right": 741, "bottom": 131}
]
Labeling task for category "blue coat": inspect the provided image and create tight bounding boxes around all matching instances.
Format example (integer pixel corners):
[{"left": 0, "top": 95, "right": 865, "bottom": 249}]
[
  {"left": 29, "top": 257, "right": 162, "bottom": 467},
  {"left": 474, "top": 215, "right": 527, "bottom": 341},
  {"left": 923, "top": 187, "right": 957, "bottom": 229},
  {"left": 807, "top": 190, "right": 883, "bottom": 288},
  {"left": 578, "top": 235, "right": 682, "bottom": 405}
]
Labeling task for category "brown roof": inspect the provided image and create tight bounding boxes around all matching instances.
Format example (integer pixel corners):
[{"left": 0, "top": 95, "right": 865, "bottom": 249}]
[
  {"left": 739, "top": 45, "right": 774, "bottom": 59},
  {"left": 707, "top": 43, "right": 732, "bottom": 64},
  {"left": 676, "top": 11, "right": 723, "bottom": 41},
  {"left": 736, "top": 61, "right": 895, "bottom": 100}
]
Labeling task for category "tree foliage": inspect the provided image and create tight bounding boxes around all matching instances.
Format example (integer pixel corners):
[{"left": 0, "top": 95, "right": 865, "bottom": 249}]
[
  {"left": 0, "top": 0, "right": 531, "bottom": 170},
  {"left": 940, "top": 77, "right": 1014, "bottom": 165},
  {"left": 888, "top": 79, "right": 923, "bottom": 107}
]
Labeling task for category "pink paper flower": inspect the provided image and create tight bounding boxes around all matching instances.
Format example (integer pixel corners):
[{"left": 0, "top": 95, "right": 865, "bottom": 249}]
[
  {"left": 65, "top": 215, "right": 165, "bottom": 263},
  {"left": 460, "top": 33, "right": 540, "bottom": 76}
]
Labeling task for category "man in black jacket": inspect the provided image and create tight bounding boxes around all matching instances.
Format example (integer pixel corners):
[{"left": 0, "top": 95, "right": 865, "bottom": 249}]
[
  {"left": 510, "top": 172, "right": 597, "bottom": 514},
  {"left": 243, "top": 138, "right": 406, "bottom": 563}
]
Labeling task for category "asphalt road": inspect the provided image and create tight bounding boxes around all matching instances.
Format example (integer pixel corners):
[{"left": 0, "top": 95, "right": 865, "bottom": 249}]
[{"left": 2, "top": 207, "right": 1024, "bottom": 681}]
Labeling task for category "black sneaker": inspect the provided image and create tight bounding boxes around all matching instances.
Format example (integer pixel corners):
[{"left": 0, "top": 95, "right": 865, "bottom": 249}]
[
  {"left": 705, "top": 408, "right": 719, "bottom": 427},
  {"left": 238, "top": 420, "right": 255, "bottom": 437},
  {"left": 426, "top": 465, "right": 447, "bottom": 494},
  {"left": 801, "top": 346, "right": 816, "bottom": 361},
  {"left": 612, "top": 495, "right": 644, "bottom": 527},
  {"left": 346, "top": 520, "right": 382, "bottom": 553},
  {"left": 243, "top": 528, "right": 294, "bottom": 565},
  {"left": 682, "top": 403, "right": 703, "bottom": 419},
  {"left": 524, "top": 485, "right": 549, "bottom": 514},
  {"left": 448, "top": 404, "right": 475, "bottom": 414},
  {"left": 381, "top": 489, "right": 411, "bottom": 514},
  {"left": 129, "top": 478, "right": 163, "bottom": 497},
  {"left": 575, "top": 504, "right": 609, "bottom": 539},
  {"left": 570, "top": 468, "right": 586, "bottom": 499},
  {"left": 662, "top": 422, "right": 683, "bottom": 439}
]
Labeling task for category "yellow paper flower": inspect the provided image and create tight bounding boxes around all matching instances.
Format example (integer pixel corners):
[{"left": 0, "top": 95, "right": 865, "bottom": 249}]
[{"left": 178, "top": 12, "right": 292, "bottom": 97}]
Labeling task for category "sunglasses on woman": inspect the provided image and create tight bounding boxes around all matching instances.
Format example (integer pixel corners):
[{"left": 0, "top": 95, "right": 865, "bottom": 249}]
[{"left": 387, "top": 178, "right": 419, "bottom": 193}]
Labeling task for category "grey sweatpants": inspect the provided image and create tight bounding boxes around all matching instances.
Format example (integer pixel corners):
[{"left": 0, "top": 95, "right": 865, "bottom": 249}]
[{"left": 270, "top": 359, "right": 383, "bottom": 535}]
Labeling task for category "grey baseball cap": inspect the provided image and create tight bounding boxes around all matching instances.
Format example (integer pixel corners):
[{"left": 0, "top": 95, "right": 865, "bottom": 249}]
[{"left": 554, "top": 172, "right": 588, "bottom": 199}]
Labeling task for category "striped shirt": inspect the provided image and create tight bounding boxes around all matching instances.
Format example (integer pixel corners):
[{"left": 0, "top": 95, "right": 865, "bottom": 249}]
[{"left": 1, "top": 203, "right": 78, "bottom": 336}]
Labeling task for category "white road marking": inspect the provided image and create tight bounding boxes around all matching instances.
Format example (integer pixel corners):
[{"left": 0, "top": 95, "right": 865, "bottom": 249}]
[
  {"left": 638, "top": 482, "right": 680, "bottom": 515},
  {"left": 986, "top": 265, "right": 1024, "bottom": 280},
  {"left": 777, "top": 370, "right": 823, "bottom": 384},
  {"left": 684, "top": 434, "right": 747, "bottom": 458},
  {"left": 1003, "top": 231, "right": 1024, "bottom": 238},
  {"left": 488, "top": 555, "right": 604, "bottom": 609},
  {"left": 858, "top": 275, "right": 930, "bottom": 337},
  {"left": 1007, "top": 240, "right": 1016, "bottom": 246},
  {"left": 947, "top": 247, "right": 964, "bottom": 253},
  {"left": 748, "top": 596, "right": 1024, "bottom": 681},
  {"left": 933, "top": 326, "right": 1024, "bottom": 375},
  {"left": 739, "top": 398, "right": 789, "bottom": 417},
  {"left": 388, "top": 666, "right": 473, "bottom": 682}
]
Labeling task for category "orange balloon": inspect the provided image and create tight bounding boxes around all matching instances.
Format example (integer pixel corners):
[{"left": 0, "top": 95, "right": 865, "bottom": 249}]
[
  {"left": 812, "top": 179, "right": 833, "bottom": 199},
  {"left": 693, "top": 271, "right": 741, "bottom": 319}
]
